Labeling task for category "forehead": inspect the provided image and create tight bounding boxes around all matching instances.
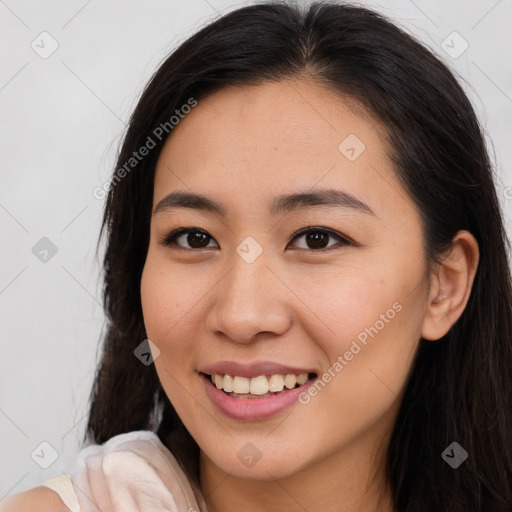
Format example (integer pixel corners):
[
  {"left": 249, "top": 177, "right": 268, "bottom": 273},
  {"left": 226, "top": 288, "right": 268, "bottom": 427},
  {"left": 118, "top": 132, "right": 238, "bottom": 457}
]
[
  {"left": 153, "top": 78, "right": 412, "bottom": 220},
  {"left": 158, "top": 78, "right": 381, "bottom": 168}
]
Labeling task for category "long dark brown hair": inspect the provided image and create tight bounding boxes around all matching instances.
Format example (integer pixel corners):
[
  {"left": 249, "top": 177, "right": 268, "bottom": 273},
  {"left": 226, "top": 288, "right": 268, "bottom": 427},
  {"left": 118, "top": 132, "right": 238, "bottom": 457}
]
[{"left": 85, "top": 1, "right": 512, "bottom": 510}]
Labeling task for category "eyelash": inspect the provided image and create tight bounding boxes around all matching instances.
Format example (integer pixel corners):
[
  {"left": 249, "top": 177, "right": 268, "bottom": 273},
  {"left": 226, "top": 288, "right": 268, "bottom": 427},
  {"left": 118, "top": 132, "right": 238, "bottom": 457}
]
[{"left": 158, "top": 226, "right": 354, "bottom": 252}]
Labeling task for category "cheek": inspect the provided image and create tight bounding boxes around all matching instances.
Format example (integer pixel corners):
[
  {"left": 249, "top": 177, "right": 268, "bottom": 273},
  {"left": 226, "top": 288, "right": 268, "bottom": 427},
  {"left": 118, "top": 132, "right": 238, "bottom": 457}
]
[
  {"left": 287, "top": 296, "right": 421, "bottom": 471},
  {"left": 141, "top": 250, "right": 202, "bottom": 340},
  {"left": 140, "top": 254, "right": 196, "bottom": 374},
  {"left": 293, "top": 257, "right": 425, "bottom": 427},
  {"left": 298, "top": 256, "right": 419, "bottom": 360},
  {"left": 140, "top": 257, "right": 199, "bottom": 417}
]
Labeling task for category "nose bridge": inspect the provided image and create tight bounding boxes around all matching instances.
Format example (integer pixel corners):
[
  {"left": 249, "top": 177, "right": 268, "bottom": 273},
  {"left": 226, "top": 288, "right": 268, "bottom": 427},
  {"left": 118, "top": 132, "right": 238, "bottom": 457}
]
[{"left": 206, "top": 242, "right": 291, "bottom": 343}]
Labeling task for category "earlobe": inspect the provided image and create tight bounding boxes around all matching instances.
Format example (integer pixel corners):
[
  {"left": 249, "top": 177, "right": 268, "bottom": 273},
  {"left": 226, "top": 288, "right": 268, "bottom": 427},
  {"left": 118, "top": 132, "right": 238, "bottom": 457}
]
[{"left": 421, "top": 230, "right": 479, "bottom": 341}]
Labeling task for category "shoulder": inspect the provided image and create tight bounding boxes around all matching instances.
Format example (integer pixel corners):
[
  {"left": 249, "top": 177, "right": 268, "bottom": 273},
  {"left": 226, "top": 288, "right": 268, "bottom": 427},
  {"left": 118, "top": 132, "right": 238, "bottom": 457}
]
[{"left": 0, "top": 485, "right": 71, "bottom": 512}]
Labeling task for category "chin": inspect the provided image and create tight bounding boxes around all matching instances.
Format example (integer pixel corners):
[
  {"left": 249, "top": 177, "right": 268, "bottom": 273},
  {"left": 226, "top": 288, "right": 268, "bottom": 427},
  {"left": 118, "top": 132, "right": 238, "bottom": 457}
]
[{"left": 201, "top": 439, "right": 313, "bottom": 481}]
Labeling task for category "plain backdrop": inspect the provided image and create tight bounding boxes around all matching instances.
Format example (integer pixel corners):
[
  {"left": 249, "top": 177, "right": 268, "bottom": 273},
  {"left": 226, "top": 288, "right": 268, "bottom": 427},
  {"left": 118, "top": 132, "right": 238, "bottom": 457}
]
[{"left": 1, "top": 0, "right": 511, "bottom": 498}]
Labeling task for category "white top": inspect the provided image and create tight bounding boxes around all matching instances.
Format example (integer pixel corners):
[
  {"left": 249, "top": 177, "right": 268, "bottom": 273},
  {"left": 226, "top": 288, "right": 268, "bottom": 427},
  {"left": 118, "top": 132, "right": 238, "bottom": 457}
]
[{"left": 42, "top": 430, "right": 208, "bottom": 512}]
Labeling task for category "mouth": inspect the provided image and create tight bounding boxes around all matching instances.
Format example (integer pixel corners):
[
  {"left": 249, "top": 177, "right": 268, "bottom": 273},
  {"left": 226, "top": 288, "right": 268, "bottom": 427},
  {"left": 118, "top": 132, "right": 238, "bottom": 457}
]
[
  {"left": 200, "top": 369, "right": 318, "bottom": 421},
  {"left": 201, "top": 372, "right": 318, "bottom": 399}
]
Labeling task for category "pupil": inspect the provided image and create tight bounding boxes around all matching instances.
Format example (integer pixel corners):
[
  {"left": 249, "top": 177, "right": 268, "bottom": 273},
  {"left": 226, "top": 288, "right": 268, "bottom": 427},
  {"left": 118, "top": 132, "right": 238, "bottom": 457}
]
[
  {"left": 307, "top": 232, "right": 327, "bottom": 249},
  {"left": 188, "top": 232, "right": 208, "bottom": 248}
]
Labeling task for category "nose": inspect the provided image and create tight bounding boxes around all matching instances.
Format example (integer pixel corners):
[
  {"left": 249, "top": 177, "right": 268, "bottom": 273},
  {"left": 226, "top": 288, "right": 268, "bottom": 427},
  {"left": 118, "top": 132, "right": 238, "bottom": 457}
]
[{"left": 205, "top": 252, "right": 292, "bottom": 345}]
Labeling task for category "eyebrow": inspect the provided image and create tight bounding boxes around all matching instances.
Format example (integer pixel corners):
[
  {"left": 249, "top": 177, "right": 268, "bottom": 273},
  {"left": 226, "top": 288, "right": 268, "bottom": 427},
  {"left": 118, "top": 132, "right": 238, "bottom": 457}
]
[{"left": 153, "top": 188, "right": 375, "bottom": 217}]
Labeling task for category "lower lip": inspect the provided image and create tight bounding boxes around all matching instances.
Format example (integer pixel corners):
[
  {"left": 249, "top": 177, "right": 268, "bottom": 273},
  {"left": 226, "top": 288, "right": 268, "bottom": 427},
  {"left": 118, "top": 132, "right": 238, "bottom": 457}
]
[{"left": 201, "top": 373, "right": 316, "bottom": 421}]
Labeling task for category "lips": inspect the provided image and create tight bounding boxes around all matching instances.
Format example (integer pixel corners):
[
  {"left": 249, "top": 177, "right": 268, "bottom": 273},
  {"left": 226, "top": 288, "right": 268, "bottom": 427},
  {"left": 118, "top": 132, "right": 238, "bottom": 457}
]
[{"left": 199, "top": 361, "right": 318, "bottom": 421}]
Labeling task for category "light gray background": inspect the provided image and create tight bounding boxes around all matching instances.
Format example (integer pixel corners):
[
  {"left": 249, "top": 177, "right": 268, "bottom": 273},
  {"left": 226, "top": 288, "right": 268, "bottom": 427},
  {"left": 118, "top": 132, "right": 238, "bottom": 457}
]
[{"left": 1, "top": 0, "right": 511, "bottom": 499}]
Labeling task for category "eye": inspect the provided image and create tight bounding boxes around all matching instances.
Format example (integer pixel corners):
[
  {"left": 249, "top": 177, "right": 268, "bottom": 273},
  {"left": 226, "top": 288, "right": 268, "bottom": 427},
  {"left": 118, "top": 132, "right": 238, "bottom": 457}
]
[
  {"left": 159, "top": 227, "right": 218, "bottom": 249},
  {"left": 159, "top": 226, "right": 353, "bottom": 251},
  {"left": 288, "top": 226, "right": 352, "bottom": 251}
]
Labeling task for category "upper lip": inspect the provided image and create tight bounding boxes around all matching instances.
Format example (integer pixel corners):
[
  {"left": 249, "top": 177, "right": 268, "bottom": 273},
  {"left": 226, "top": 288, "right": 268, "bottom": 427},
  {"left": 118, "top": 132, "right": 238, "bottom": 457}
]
[{"left": 200, "top": 361, "right": 317, "bottom": 379}]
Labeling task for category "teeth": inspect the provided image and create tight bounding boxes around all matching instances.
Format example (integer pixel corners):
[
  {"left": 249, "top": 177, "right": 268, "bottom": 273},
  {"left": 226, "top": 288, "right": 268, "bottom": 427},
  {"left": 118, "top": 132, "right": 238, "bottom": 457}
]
[
  {"left": 210, "top": 372, "right": 310, "bottom": 396},
  {"left": 233, "top": 376, "right": 250, "bottom": 394},
  {"left": 268, "top": 374, "right": 284, "bottom": 392},
  {"left": 296, "top": 373, "right": 308, "bottom": 385},
  {"left": 223, "top": 374, "right": 234, "bottom": 392},
  {"left": 284, "top": 374, "right": 297, "bottom": 389},
  {"left": 249, "top": 375, "right": 269, "bottom": 395}
]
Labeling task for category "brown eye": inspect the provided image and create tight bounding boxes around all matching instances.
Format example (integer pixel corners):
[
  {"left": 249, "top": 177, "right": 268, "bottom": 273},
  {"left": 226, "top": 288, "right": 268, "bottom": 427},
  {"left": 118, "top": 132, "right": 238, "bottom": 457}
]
[
  {"left": 289, "top": 227, "right": 351, "bottom": 251},
  {"left": 160, "top": 228, "right": 218, "bottom": 249}
]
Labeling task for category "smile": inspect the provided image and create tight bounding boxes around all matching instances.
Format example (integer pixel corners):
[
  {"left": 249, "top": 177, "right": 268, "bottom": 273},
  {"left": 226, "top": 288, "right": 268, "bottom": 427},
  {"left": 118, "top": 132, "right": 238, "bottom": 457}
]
[{"left": 200, "top": 371, "right": 318, "bottom": 421}]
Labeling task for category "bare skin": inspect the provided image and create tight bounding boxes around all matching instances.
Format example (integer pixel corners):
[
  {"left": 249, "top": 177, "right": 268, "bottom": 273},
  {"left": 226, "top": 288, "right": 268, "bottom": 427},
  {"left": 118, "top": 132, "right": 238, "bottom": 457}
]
[
  {"left": 140, "top": 77, "right": 479, "bottom": 512},
  {"left": 0, "top": 486, "right": 70, "bottom": 512}
]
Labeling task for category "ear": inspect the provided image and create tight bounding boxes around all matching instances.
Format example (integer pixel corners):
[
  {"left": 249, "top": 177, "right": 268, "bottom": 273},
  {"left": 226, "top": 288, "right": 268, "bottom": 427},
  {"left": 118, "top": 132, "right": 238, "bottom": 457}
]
[{"left": 421, "top": 230, "right": 479, "bottom": 341}]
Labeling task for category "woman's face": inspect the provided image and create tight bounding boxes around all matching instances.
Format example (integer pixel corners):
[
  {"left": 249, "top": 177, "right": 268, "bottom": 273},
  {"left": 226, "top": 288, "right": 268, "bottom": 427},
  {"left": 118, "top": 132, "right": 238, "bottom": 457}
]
[{"left": 140, "top": 78, "right": 430, "bottom": 481}]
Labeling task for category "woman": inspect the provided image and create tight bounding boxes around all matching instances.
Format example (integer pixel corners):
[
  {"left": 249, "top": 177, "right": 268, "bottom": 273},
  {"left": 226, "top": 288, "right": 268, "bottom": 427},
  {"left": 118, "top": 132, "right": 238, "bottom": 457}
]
[{"left": 4, "top": 1, "right": 511, "bottom": 511}]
